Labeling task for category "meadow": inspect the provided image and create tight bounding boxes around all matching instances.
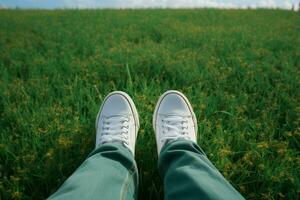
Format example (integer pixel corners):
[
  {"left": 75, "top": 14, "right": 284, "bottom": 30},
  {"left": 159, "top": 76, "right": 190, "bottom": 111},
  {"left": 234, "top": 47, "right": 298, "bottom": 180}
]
[{"left": 0, "top": 9, "right": 299, "bottom": 200}]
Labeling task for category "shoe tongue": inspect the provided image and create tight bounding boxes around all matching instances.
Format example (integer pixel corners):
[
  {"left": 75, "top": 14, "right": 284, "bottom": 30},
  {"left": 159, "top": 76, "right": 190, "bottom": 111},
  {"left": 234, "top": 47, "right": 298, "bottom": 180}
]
[{"left": 166, "top": 130, "right": 181, "bottom": 136}]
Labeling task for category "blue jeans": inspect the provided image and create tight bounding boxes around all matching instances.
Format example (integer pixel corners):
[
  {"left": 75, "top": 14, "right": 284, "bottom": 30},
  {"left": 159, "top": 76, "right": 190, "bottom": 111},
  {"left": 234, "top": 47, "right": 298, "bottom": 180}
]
[{"left": 48, "top": 140, "right": 244, "bottom": 200}]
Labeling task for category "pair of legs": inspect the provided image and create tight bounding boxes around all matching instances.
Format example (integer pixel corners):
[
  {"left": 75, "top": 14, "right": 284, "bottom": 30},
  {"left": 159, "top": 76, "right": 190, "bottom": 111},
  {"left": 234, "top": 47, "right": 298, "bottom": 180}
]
[{"left": 48, "top": 90, "right": 244, "bottom": 200}]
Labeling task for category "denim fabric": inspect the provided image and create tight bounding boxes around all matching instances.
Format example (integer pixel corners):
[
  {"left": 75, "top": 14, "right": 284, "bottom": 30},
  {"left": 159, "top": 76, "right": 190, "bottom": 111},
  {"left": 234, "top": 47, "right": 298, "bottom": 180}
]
[
  {"left": 48, "top": 142, "right": 138, "bottom": 200},
  {"left": 159, "top": 140, "right": 245, "bottom": 200},
  {"left": 48, "top": 140, "right": 244, "bottom": 200}
]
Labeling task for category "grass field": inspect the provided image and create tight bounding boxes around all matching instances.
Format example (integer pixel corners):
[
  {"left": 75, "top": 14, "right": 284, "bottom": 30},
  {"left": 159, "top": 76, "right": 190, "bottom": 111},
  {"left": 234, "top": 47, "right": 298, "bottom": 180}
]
[{"left": 0, "top": 9, "right": 300, "bottom": 200}]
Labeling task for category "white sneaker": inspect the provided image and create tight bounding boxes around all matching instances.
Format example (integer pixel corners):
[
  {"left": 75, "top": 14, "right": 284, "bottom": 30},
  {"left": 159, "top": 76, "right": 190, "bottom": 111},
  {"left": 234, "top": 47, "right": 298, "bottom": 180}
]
[
  {"left": 95, "top": 91, "right": 139, "bottom": 155},
  {"left": 153, "top": 90, "right": 197, "bottom": 155}
]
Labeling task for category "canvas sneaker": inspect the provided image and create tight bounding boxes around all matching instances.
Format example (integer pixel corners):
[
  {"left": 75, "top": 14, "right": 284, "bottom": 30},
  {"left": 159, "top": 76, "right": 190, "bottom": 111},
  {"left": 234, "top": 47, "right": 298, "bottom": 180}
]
[
  {"left": 153, "top": 90, "right": 197, "bottom": 155},
  {"left": 95, "top": 91, "right": 139, "bottom": 155}
]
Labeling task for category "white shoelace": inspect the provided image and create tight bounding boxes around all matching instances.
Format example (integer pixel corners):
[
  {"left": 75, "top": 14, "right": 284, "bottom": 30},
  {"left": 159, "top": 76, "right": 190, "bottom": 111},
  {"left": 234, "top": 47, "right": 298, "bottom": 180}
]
[
  {"left": 161, "top": 115, "right": 191, "bottom": 143},
  {"left": 99, "top": 115, "right": 130, "bottom": 146}
]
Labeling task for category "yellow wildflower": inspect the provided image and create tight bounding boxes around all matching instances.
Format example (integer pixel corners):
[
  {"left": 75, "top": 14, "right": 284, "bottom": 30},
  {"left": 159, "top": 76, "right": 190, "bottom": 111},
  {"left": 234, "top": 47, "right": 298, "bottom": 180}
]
[
  {"left": 258, "top": 164, "right": 265, "bottom": 171},
  {"left": 271, "top": 176, "right": 279, "bottom": 182},
  {"left": 10, "top": 175, "right": 20, "bottom": 182},
  {"left": 239, "top": 185, "right": 246, "bottom": 193},
  {"left": 257, "top": 142, "right": 269, "bottom": 149},
  {"left": 200, "top": 103, "right": 206, "bottom": 110},
  {"left": 278, "top": 192, "right": 285, "bottom": 198},
  {"left": 11, "top": 191, "right": 22, "bottom": 199},
  {"left": 46, "top": 148, "right": 54, "bottom": 159},
  {"left": 277, "top": 148, "right": 286, "bottom": 156},
  {"left": 58, "top": 136, "right": 72, "bottom": 148},
  {"left": 219, "top": 148, "right": 232, "bottom": 157}
]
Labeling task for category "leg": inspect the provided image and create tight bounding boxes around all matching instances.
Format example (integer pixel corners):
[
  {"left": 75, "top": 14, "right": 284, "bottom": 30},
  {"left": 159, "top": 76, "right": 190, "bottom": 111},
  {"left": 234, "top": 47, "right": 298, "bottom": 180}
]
[
  {"left": 48, "top": 143, "right": 138, "bottom": 200},
  {"left": 48, "top": 91, "right": 140, "bottom": 200},
  {"left": 153, "top": 90, "right": 244, "bottom": 200},
  {"left": 159, "top": 140, "right": 244, "bottom": 200}
]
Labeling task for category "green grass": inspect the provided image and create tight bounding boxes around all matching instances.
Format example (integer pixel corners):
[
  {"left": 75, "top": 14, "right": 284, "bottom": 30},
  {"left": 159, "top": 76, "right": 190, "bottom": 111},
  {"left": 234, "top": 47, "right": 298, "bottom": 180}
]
[{"left": 0, "top": 9, "right": 299, "bottom": 200}]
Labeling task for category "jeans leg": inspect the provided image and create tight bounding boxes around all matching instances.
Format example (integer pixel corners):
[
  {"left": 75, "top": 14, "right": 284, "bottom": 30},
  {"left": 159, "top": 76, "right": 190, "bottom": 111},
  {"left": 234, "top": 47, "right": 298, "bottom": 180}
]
[
  {"left": 48, "top": 142, "right": 138, "bottom": 200},
  {"left": 158, "top": 140, "right": 244, "bottom": 200}
]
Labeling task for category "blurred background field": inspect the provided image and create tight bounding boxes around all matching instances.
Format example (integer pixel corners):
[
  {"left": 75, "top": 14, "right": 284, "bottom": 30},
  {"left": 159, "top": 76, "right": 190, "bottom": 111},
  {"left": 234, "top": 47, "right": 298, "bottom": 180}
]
[{"left": 0, "top": 9, "right": 299, "bottom": 200}]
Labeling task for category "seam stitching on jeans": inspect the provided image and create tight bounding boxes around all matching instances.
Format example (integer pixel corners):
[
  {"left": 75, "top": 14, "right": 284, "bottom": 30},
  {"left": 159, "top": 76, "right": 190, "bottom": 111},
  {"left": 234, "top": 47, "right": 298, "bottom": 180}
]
[{"left": 120, "top": 163, "right": 138, "bottom": 200}]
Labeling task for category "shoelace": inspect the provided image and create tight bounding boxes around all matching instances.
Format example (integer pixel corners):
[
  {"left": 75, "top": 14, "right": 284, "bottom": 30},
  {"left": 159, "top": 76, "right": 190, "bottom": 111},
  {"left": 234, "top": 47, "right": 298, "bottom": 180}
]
[
  {"left": 99, "top": 115, "right": 130, "bottom": 146},
  {"left": 161, "top": 115, "right": 190, "bottom": 143}
]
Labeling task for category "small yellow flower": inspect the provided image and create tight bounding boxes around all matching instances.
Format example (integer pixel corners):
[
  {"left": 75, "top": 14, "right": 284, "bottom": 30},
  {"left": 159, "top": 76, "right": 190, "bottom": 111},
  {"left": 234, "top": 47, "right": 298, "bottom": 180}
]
[
  {"left": 239, "top": 185, "right": 246, "bottom": 192},
  {"left": 277, "top": 148, "right": 286, "bottom": 156},
  {"left": 200, "top": 104, "right": 206, "bottom": 110},
  {"left": 288, "top": 176, "right": 294, "bottom": 183},
  {"left": 224, "top": 162, "right": 232, "bottom": 170},
  {"left": 58, "top": 136, "right": 72, "bottom": 148},
  {"left": 258, "top": 164, "right": 265, "bottom": 171},
  {"left": 11, "top": 191, "right": 22, "bottom": 199},
  {"left": 284, "top": 131, "right": 292, "bottom": 137},
  {"left": 46, "top": 148, "right": 54, "bottom": 159},
  {"left": 22, "top": 154, "right": 36, "bottom": 163},
  {"left": 216, "top": 122, "right": 222, "bottom": 130},
  {"left": 257, "top": 142, "right": 269, "bottom": 149},
  {"left": 242, "top": 152, "right": 253, "bottom": 166},
  {"left": 278, "top": 192, "right": 285, "bottom": 198},
  {"left": 10, "top": 175, "right": 20, "bottom": 182},
  {"left": 271, "top": 176, "right": 279, "bottom": 182},
  {"left": 219, "top": 149, "right": 232, "bottom": 157},
  {"left": 223, "top": 171, "right": 228, "bottom": 177}
]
